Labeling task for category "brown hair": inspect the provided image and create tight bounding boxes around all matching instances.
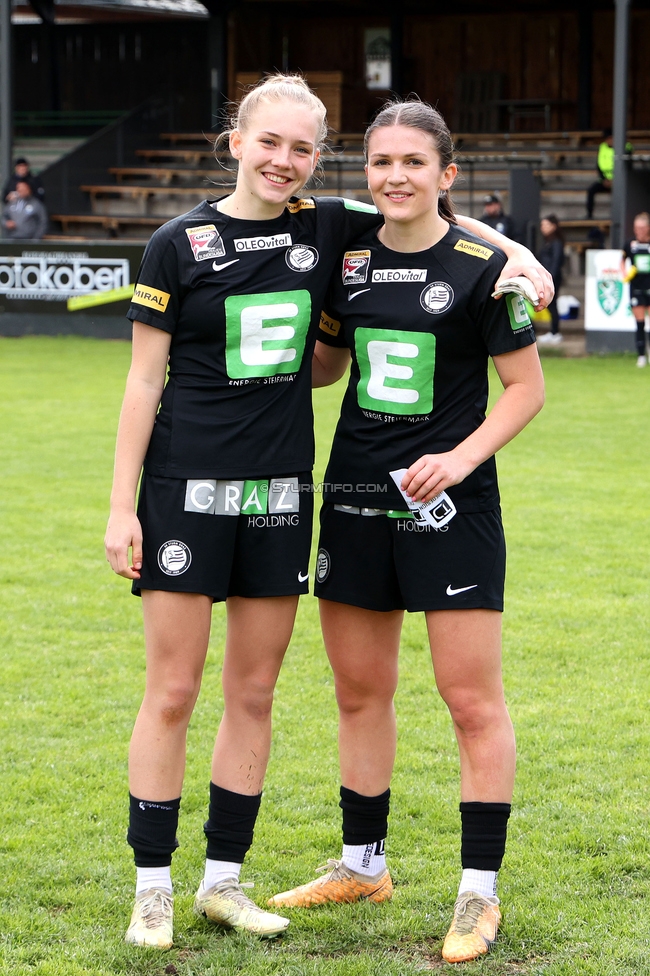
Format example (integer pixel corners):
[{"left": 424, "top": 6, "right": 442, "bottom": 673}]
[
  {"left": 541, "top": 213, "right": 564, "bottom": 243},
  {"left": 635, "top": 211, "right": 650, "bottom": 224},
  {"left": 364, "top": 99, "right": 457, "bottom": 223}
]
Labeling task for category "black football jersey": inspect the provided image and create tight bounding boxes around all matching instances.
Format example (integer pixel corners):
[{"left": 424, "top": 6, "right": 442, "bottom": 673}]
[
  {"left": 318, "top": 222, "right": 536, "bottom": 512},
  {"left": 624, "top": 239, "right": 650, "bottom": 289},
  {"left": 126, "top": 196, "right": 381, "bottom": 479}
]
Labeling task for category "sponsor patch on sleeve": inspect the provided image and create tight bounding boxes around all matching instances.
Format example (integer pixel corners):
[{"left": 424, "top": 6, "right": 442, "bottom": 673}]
[
  {"left": 319, "top": 310, "right": 341, "bottom": 337},
  {"left": 286, "top": 197, "right": 316, "bottom": 213},
  {"left": 132, "top": 283, "right": 171, "bottom": 313},
  {"left": 454, "top": 239, "right": 494, "bottom": 260},
  {"left": 505, "top": 293, "right": 533, "bottom": 331}
]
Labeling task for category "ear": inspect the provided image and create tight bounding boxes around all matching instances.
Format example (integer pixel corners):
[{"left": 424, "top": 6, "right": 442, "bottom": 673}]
[
  {"left": 229, "top": 129, "right": 243, "bottom": 160},
  {"left": 311, "top": 148, "right": 321, "bottom": 173},
  {"left": 440, "top": 162, "right": 457, "bottom": 192}
]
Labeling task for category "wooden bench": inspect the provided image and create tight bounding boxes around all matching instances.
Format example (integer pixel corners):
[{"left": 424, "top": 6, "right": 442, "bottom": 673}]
[
  {"left": 136, "top": 148, "right": 219, "bottom": 164},
  {"left": 109, "top": 166, "right": 231, "bottom": 185},
  {"left": 50, "top": 213, "right": 167, "bottom": 236}
]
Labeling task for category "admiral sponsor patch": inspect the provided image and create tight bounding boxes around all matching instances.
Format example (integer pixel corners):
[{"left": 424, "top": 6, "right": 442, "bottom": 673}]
[
  {"left": 342, "top": 250, "right": 371, "bottom": 286},
  {"left": 285, "top": 244, "right": 319, "bottom": 272},
  {"left": 454, "top": 239, "right": 494, "bottom": 260},
  {"left": 286, "top": 197, "right": 316, "bottom": 213},
  {"left": 420, "top": 281, "right": 454, "bottom": 314},
  {"left": 371, "top": 268, "right": 427, "bottom": 283},
  {"left": 234, "top": 233, "right": 292, "bottom": 252},
  {"left": 319, "top": 310, "right": 341, "bottom": 336},
  {"left": 185, "top": 224, "right": 226, "bottom": 262},
  {"left": 132, "top": 283, "right": 171, "bottom": 313}
]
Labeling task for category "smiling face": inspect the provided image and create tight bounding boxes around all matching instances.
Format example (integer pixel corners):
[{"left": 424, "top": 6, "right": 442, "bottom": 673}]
[
  {"left": 365, "top": 124, "right": 456, "bottom": 226},
  {"left": 229, "top": 99, "right": 321, "bottom": 216}
]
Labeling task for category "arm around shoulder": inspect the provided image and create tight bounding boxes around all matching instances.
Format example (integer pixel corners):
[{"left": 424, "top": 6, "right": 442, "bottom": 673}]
[
  {"left": 455, "top": 214, "right": 554, "bottom": 310},
  {"left": 312, "top": 339, "right": 350, "bottom": 388}
]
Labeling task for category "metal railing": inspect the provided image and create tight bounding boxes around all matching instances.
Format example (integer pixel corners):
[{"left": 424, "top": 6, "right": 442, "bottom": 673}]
[{"left": 39, "top": 97, "right": 176, "bottom": 216}]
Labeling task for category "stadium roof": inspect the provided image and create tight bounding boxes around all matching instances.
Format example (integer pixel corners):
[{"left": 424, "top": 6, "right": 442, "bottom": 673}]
[{"left": 11, "top": 0, "right": 209, "bottom": 22}]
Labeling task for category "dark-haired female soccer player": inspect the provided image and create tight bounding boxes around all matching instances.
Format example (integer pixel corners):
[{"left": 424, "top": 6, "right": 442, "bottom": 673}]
[
  {"left": 105, "top": 75, "right": 550, "bottom": 950},
  {"left": 269, "top": 100, "right": 544, "bottom": 965}
]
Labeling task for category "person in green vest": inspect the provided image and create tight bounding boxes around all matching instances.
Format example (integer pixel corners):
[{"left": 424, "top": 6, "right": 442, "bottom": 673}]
[{"left": 586, "top": 128, "right": 633, "bottom": 220}]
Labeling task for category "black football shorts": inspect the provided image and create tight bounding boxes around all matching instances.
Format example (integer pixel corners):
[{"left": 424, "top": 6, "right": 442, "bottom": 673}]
[
  {"left": 133, "top": 472, "right": 313, "bottom": 601},
  {"left": 631, "top": 285, "right": 650, "bottom": 308},
  {"left": 314, "top": 503, "right": 505, "bottom": 613}
]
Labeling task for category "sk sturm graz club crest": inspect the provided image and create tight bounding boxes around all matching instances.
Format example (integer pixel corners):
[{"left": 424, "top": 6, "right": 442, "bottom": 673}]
[{"left": 597, "top": 278, "right": 623, "bottom": 316}]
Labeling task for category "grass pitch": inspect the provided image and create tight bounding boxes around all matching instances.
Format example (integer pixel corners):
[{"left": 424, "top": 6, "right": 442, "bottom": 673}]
[{"left": 1, "top": 337, "right": 649, "bottom": 975}]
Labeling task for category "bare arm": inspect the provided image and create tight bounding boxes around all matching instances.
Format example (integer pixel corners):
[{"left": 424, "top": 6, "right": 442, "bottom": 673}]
[
  {"left": 402, "top": 343, "right": 545, "bottom": 502},
  {"left": 456, "top": 214, "right": 554, "bottom": 310},
  {"left": 104, "top": 321, "right": 172, "bottom": 578},
  {"left": 312, "top": 340, "right": 351, "bottom": 388}
]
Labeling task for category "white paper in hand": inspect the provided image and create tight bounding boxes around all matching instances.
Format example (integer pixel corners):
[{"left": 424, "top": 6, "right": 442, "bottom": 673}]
[
  {"left": 389, "top": 469, "right": 457, "bottom": 529},
  {"left": 491, "top": 275, "right": 539, "bottom": 304}
]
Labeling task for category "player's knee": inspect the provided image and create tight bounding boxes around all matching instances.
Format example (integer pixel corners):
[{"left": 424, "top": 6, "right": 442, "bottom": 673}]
[
  {"left": 227, "top": 676, "right": 276, "bottom": 722},
  {"left": 154, "top": 682, "right": 199, "bottom": 727},
  {"left": 334, "top": 672, "right": 396, "bottom": 715},
  {"left": 444, "top": 688, "right": 504, "bottom": 737}
]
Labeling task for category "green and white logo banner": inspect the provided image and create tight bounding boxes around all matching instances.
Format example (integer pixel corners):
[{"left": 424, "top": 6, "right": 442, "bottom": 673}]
[
  {"left": 585, "top": 250, "right": 635, "bottom": 333},
  {"left": 355, "top": 327, "right": 435, "bottom": 415}
]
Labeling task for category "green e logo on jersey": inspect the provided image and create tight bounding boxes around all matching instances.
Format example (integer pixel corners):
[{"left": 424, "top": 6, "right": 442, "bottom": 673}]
[
  {"left": 505, "top": 293, "right": 532, "bottom": 330},
  {"left": 225, "top": 290, "right": 311, "bottom": 378},
  {"left": 355, "top": 327, "right": 435, "bottom": 415}
]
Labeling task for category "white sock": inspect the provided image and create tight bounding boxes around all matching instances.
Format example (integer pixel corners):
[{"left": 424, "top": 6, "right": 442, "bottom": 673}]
[
  {"left": 203, "top": 859, "right": 242, "bottom": 889},
  {"left": 135, "top": 865, "right": 172, "bottom": 896},
  {"left": 342, "top": 840, "right": 386, "bottom": 877},
  {"left": 458, "top": 868, "right": 498, "bottom": 901}
]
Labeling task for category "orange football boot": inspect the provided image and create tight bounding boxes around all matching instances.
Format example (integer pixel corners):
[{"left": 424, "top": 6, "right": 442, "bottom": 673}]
[
  {"left": 268, "top": 858, "right": 393, "bottom": 908},
  {"left": 441, "top": 890, "right": 501, "bottom": 963}
]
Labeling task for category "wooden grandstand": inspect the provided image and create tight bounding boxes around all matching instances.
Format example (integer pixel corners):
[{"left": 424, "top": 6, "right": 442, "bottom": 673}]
[{"left": 48, "top": 128, "right": 650, "bottom": 252}]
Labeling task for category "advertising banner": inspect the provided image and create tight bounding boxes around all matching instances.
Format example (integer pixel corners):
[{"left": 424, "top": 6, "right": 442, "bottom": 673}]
[
  {"left": 585, "top": 249, "right": 637, "bottom": 353},
  {"left": 0, "top": 241, "right": 145, "bottom": 338}
]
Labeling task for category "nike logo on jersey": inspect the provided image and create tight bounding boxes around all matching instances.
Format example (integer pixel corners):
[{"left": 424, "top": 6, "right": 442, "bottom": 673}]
[
  {"left": 446, "top": 584, "right": 478, "bottom": 596},
  {"left": 212, "top": 259, "right": 240, "bottom": 272},
  {"left": 348, "top": 289, "right": 371, "bottom": 301},
  {"left": 298, "top": 571, "right": 309, "bottom": 582}
]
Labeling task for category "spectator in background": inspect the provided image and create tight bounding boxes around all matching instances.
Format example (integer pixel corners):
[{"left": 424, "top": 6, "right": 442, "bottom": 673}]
[
  {"left": 2, "top": 157, "right": 45, "bottom": 204},
  {"left": 585, "top": 129, "right": 633, "bottom": 220},
  {"left": 536, "top": 214, "right": 564, "bottom": 344},
  {"left": 2, "top": 180, "right": 48, "bottom": 239},
  {"left": 479, "top": 193, "right": 515, "bottom": 238}
]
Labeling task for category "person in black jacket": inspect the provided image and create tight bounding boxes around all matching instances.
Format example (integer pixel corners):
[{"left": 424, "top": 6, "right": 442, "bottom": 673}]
[
  {"left": 2, "top": 157, "right": 45, "bottom": 204},
  {"left": 537, "top": 214, "right": 564, "bottom": 343}
]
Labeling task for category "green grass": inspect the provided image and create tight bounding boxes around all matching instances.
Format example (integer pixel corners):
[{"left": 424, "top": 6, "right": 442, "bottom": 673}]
[{"left": 1, "top": 337, "right": 650, "bottom": 975}]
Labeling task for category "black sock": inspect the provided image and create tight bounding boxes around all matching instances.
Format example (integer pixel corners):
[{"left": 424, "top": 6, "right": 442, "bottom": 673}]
[
  {"left": 127, "top": 794, "right": 181, "bottom": 867},
  {"left": 204, "top": 783, "right": 262, "bottom": 863},
  {"left": 339, "top": 786, "right": 390, "bottom": 845},
  {"left": 460, "top": 801, "right": 511, "bottom": 871}
]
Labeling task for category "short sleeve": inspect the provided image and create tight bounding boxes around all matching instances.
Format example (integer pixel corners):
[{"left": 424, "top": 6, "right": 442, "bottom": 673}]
[
  {"left": 314, "top": 196, "right": 381, "bottom": 249},
  {"left": 126, "top": 225, "right": 181, "bottom": 333},
  {"left": 474, "top": 260, "right": 536, "bottom": 356}
]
